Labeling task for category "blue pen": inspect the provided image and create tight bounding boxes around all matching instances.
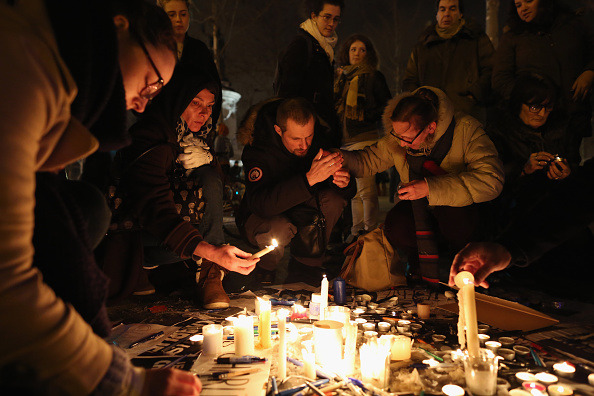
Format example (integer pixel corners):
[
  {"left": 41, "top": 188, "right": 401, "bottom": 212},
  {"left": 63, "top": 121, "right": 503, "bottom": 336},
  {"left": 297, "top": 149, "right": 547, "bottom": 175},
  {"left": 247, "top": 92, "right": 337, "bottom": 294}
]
[
  {"left": 277, "top": 379, "right": 329, "bottom": 396},
  {"left": 270, "top": 376, "right": 278, "bottom": 395}
]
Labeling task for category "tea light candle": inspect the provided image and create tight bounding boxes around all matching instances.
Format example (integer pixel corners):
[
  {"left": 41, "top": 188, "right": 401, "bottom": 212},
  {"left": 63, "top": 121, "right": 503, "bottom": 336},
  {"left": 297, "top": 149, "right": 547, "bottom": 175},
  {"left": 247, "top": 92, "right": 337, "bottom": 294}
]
[
  {"left": 509, "top": 389, "right": 532, "bottom": 396},
  {"left": 410, "top": 323, "right": 422, "bottom": 333},
  {"left": 320, "top": 275, "right": 328, "bottom": 320},
  {"left": 522, "top": 382, "right": 546, "bottom": 393},
  {"left": 251, "top": 238, "right": 278, "bottom": 258},
  {"left": 189, "top": 334, "right": 203, "bottom": 345},
  {"left": 553, "top": 362, "right": 576, "bottom": 378},
  {"left": 479, "top": 333, "right": 490, "bottom": 346},
  {"left": 432, "top": 334, "right": 446, "bottom": 343},
  {"left": 516, "top": 372, "right": 538, "bottom": 382},
  {"left": 362, "top": 322, "right": 376, "bottom": 332},
  {"left": 367, "top": 302, "right": 378, "bottom": 310},
  {"left": 397, "top": 319, "right": 411, "bottom": 333},
  {"left": 454, "top": 271, "right": 480, "bottom": 360},
  {"left": 417, "top": 303, "right": 430, "bottom": 319},
  {"left": 364, "top": 330, "right": 378, "bottom": 341},
  {"left": 277, "top": 308, "right": 289, "bottom": 380},
  {"left": 258, "top": 298, "right": 271, "bottom": 349},
  {"left": 589, "top": 373, "right": 594, "bottom": 386},
  {"left": 234, "top": 315, "right": 254, "bottom": 356},
  {"left": 478, "top": 324, "right": 490, "bottom": 334},
  {"left": 442, "top": 384, "right": 465, "bottom": 396},
  {"left": 390, "top": 335, "right": 412, "bottom": 360},
  {"left": 534, "top": 372, "right": 558, "bottom": 384},
  {"left": 352, "top": 307, "right": 366, "bottom": 317},
  {"left": 485, "top": 341, "right": 501, "bottom": 353},
  {"left": 377, "top": 322, "right": 391, "bottom": 333},
  {"left": 355, "top": 318, "right": 367, "bottom": 329},
  {"left": 548, "top": 385, "right": 573, "bottom": 396},
  {"left": 202, "top": 325, "right": 222, "bottom": 355},
  {"left": 400, "top": 312, "right": 413, "bottom": 320},
  {"left": 375, "top": 307, "right": 387, "bottom": 315}
]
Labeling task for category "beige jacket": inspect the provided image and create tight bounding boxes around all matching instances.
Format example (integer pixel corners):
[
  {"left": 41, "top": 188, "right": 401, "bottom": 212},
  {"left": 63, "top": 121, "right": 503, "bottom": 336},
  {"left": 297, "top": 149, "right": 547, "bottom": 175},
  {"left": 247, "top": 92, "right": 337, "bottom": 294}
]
[
  {"left": 0, "top": 1, "right": 116, "bottom": 394},
  {"left": 342, "top": 87, "right": 504, "bottom": 207}
]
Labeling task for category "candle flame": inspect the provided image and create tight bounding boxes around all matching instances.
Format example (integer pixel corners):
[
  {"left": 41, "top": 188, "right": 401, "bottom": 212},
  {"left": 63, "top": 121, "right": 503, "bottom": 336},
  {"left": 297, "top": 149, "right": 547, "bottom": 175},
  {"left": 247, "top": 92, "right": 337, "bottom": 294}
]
[
  {"left": 189, "top": 334, "right": 203, "bottom": 342},
  {"left": 271, "top": 239, "right": 278, "bottom": 247}
]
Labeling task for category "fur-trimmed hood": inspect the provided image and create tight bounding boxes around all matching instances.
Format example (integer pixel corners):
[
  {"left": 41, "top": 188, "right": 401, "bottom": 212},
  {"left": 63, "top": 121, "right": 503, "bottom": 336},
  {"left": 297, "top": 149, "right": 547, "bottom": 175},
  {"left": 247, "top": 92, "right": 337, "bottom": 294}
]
[
  {"left": 382, "top": 86, "right": 455, "bottom": 149},
  {"left": 237, "top": 98, "right": 280, "bottom": 147}
]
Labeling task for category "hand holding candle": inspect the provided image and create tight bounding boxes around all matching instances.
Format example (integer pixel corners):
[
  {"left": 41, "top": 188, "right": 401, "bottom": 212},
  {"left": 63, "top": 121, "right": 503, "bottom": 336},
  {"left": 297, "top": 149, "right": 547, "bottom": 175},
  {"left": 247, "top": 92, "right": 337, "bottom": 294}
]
[{"left": 251, "top": 239, "right": 278, "bottom": 259}]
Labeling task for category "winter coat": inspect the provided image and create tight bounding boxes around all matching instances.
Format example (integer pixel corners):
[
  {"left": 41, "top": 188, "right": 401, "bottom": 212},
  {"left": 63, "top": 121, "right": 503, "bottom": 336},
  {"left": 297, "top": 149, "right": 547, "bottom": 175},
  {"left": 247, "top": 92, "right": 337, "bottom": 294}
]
[
  {"left": 236, "top": 98, "right": 351, "bottom": 228},
  {"left": 0, "top": 1, "right": 116, "bottom": 394},
  {"left": 275, "top": 28, "right": 339, "bottom": 144},
  {"left": 492, "top": 12, "right": 594, "bottom": 118},
  {"left": 121, "top": 62, "right": 221, "bottom": 259},
  {"left": 342, "top": 87, "right": 504, "bottom": 207},
  {"left": 335, "top": 68, "right": 392, "bottom": 144},
  {"left": 402, "top": 20, "right": 494, "bottom": 121}
]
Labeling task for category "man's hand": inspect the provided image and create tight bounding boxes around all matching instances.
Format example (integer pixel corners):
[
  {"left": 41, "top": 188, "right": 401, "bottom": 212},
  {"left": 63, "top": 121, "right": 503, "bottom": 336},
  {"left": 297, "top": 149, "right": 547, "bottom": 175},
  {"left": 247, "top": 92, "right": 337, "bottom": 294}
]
[
  {"left": 143, "top": 368, "right": 202, "bottom": 396},
  {"left": 194, "top": 242, "right": 258, "bottom": 275},
  {"left": 572, "top": 70, "right": 594, "bottom": 102},
  {"left": 523, "top": 151, "right": 554, "bottom": 175},
  {"left": 449, "top": 242, "right": 512, "bottom": 288},
  {"left": 332, "top": 168, "right": 350, "bottom": 188},
  {"left": 397, "top": 180, "right": 429, "bottom": 200},
  {"left": 306, "top": 149, "right": 343, "bottom": 186}
]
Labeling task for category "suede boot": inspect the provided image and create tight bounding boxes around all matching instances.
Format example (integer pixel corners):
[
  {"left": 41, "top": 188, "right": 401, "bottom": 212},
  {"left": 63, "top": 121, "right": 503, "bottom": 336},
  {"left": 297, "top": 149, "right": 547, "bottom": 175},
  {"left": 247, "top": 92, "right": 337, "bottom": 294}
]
[{"left": 196, "top": 260, "right": 230, "bottom": 309}]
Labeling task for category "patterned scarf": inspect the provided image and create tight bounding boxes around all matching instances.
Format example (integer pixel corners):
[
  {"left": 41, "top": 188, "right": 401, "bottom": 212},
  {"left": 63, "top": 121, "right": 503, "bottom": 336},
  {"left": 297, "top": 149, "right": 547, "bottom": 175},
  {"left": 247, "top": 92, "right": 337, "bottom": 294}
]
[
  {"left": 335, "top": 62, "right": 375, "bottom": 122},
  {"left": 300, "top": 18, "right": 337, "bottom": 62},
  {"left": 176, "top": 115, "right": 213, "bottom": 145}
]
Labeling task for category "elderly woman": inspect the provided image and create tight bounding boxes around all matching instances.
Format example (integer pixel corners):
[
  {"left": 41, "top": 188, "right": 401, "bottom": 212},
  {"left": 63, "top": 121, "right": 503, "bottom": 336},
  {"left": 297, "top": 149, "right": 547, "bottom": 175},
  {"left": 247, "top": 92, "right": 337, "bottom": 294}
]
[
  {"left": 334, "top": 34, "right": 391, "bottom": 241},
  {"left": 492, "top": 0, "right": 594, "bottom": 164}
]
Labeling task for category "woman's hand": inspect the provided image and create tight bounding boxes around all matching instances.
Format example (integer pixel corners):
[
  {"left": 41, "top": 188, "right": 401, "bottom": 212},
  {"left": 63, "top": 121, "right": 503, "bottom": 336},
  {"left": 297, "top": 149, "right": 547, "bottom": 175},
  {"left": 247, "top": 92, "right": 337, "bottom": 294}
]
[
  {"left": 546, "top": 158, "right": 571, "bottom": 181},
  {"left": 143, "top": 368, "right": 202, "bottom": 396},
  {"left": 523, "top": 151, "right": 554, "bottom": 175},
  {"left": 572, "top": 70, "right": 594, "bottom": 102},
  {"left": 396, "top": 180, "right": 429, "bottom": 200}
]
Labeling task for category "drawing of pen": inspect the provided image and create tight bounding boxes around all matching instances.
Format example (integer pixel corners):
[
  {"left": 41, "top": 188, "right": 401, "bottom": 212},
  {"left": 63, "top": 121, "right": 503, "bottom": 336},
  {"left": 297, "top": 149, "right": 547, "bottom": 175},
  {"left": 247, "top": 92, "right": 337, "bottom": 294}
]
[{"left": 128, "top": 330, "right": 165, "bottom": 348}]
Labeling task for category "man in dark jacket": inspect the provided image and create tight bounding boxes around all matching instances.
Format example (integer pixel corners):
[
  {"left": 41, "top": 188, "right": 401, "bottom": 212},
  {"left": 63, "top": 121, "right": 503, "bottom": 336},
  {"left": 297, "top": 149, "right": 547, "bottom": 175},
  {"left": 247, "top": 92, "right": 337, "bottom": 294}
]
[
  {"left": 402, "top": 0, "right": 494, "bottom": 122},
  {"left": 236, "top": 98, "right": 351, "bottom": 284}
]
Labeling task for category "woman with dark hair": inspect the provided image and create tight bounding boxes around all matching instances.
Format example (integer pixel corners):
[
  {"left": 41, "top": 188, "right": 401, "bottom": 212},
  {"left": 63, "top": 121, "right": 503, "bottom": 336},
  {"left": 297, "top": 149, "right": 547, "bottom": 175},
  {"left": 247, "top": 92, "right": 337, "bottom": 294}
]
[
  {"left": 492, "top": 0, "right": 594, "bottom": 164},
  {"left": 275, "top": 0, "right": 345, "bottom": 146},
  {"left": 334, "top": 34, "right": 391, "bottom": 241},
  {"left": 488, "top": 74, "right": 572, "bottom": 230}
]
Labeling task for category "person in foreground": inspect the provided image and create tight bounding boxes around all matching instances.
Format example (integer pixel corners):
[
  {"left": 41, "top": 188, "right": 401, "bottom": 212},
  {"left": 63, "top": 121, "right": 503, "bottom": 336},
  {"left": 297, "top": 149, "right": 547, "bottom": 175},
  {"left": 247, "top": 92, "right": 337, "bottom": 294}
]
[{"left": 0, "top": 0, "right": 202, "bottom": 394}]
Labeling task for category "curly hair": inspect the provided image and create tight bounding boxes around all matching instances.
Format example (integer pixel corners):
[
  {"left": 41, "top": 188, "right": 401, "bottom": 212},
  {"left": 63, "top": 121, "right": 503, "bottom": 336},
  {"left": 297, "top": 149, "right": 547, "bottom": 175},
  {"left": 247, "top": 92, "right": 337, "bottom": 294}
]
[
  {"left": 303, "top": 0, "right": 345, "bottom": 17},
  {"left": 336, "top": 34, "right": 379, "bottom": 68}
]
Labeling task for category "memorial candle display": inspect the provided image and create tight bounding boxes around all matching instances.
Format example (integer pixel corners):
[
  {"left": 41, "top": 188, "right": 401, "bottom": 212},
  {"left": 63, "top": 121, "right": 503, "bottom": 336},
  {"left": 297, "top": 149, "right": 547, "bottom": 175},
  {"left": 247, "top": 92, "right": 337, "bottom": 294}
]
[
  {"left": 234, "top": 315, "right": 255, "bottom": 356},
  {"left": 258, "top": 298, "right": 272, "bottom": 349},
  {"left": 277, "top": 308, "right": 289, "bottom": 380},
  {"left": 454, "top": 271, "right": 480, "bottom": 359},
  {"left": 251, "top": 238, "right": 278, "bottom": 259}
]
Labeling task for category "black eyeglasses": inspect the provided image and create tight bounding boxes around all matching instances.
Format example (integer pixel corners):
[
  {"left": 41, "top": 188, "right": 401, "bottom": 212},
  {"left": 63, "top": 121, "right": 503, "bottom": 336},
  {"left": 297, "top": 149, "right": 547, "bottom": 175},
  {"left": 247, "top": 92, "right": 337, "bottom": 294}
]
[
  {"left": 391, "top": 124, "right": 427, "bottom": 145},
  {"left": 138, "top": 40, "right": 164, "bottom": 100},
  {"left": 319, "top": 14, "right": 341, "bottom": 24},
  {"left": 526, "top": 103, "right": 553, "bottom": 113}
]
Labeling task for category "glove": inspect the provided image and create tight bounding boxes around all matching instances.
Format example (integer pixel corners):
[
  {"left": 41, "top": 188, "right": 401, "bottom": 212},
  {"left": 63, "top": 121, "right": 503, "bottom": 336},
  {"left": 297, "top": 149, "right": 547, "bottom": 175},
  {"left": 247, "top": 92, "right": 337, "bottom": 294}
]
[
  {"left": 180, "top": 134, "right": 209, "bottom": 149},
  {"left": 178, "top": 144, "right": 213, "bottom": 169}
]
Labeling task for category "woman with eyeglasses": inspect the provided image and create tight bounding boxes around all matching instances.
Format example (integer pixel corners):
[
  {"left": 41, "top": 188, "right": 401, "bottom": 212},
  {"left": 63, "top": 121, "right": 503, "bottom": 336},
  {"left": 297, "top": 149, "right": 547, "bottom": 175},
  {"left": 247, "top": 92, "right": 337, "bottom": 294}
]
[
  {"left": 274, "top": 0, "right": 345, "bottom": 147},
  {"left": 334, "top": 34, "right": 391, "bottom": 242},
  {"left": 492, "top": 0, "right": 594, "bottom": 165}
]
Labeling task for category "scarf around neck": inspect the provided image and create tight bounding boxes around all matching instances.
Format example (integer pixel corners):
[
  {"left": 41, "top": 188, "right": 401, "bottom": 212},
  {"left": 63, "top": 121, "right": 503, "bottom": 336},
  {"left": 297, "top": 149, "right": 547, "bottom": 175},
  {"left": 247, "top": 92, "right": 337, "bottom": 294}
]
[
  {"left": 300, "top": 18, "right": 337, "bottom": 62},
  {"left": 335, "top": 62, "right": 375, "bottom": 122},
  {"left": 435, "top": 18, "right": 465, "bottom": 39}
]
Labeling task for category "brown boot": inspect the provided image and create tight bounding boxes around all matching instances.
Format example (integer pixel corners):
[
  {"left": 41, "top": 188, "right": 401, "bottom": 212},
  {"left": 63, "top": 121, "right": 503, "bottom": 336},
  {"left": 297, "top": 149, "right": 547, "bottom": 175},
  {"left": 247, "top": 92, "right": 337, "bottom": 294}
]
[{"left": 196, "top": 260, "right": 230, "bottom": 309}]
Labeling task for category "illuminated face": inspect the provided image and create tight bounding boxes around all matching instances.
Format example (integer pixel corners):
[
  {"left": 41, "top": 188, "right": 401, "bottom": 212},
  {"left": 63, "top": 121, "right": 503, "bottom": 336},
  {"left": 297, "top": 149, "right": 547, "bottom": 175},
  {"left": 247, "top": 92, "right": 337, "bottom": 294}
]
[
  {"left": 181, "top": 89, "right": 216, "bottom": 132},
  {"left": 515, "top": 0, "right": 540, "bottom": 23},
  {"left": 519, "top": 101, "right": 552, "bottom": 129},
  {"left": 311, "top": 3, "right": 341, "bottom": 38},
  {"left": 275, "top": 117, "right": 315, "bottom": 157},
  {"left": 164, "top": 0, "right": 190, "bottom": 39},
  {"left": 436, "top": 0, "right": 462, "bottom": 29},
  {"left": 349, "top": 40, "right": 367, "bottom": 66},
  {"left": 391, "top": 120, "right": 436, "bottom": 151}
]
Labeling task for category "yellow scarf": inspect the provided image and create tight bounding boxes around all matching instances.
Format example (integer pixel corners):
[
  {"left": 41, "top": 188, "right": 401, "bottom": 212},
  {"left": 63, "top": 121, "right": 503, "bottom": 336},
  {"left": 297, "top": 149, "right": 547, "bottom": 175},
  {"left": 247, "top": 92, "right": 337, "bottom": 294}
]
[
  {"left": 335, "top": 63, "right": 374, "bottom": 121},
  {"left": 435, "top": 18, "right": 465, "bottom": 39}
]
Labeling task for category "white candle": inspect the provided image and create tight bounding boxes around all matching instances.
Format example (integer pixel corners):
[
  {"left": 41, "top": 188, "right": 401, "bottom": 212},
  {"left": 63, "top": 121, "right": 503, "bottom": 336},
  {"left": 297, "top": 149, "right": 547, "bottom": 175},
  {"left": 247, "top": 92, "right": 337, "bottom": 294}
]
[
  {"left": 516, "top": 372, "right": 538, "bottom": 382},
  {"left": 277, "top": 308, "right": 289, "bottom": 380},
  {"left": 258, "top": 298, "right": 271, "bottom": 349},
  {"left": 251, "top": 238, "right": 278, "bottom": 259},
  {"left": 553, "top": 362, "right": 576, "bottom": 378},
  {"left": 442, "top": 384, "right": 465, "bottom": 396},
  {"left": 202, "top": 324, "right": 222, "bottom": 355},
  {"left": 302, "top": 346, "right": 316, "bottom": 380},
  {"left": 342, "top": 321, "right": 357, "bottom": 375},
  {"left": 320, "top": 275, "right": 328, "bottom": 320},
  {"left": 535, "top": 372, "right": 558, "bottom": 384},
  {"left": 313, "top": 320, "right": 343, "bottom": 368},
  {"left": 548, "top": 385, "right": 573, "bottom": 396},
  {"left": 359, "top": 340, "right": 390, "bottom": 389},
  {"left": 454, "top": 271, "right": 480, "bottom": 359},
  {"left": 233, "top": 315, "right": 254, "bottom": 356},
  {"left": 390, "top": 335, "right": 412, "bottom": 360}
]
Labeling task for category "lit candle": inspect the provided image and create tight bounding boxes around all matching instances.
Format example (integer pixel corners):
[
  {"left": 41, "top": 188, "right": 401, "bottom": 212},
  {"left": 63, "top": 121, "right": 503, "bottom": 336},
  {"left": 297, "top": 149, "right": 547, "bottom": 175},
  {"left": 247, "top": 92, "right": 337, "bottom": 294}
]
[
  {"left": 202, "top": 324, "right": 222, "bottom": 355},
  {"left": 442, "top": 384, "right": 465, "bottom": 396},
  {"left": 390, "top": 335, "right": 412, "bottom": 360},
  {"left": 234, "top": 315, "right": 254, "bottom": 356},
  {"left": 343, "top": 321, "right": 357, "bottom": 375},
  {"left": 277, "top": 308, "right": 289, "bottom": 380},
  {"left": 548, "top": 385, "right": 573, "bottom": 396},
  {"left": 534, "top": 372, "right": 558, "bottom": 384},
  {"left": 359, "top": 340, "right": 390, "bottom": 389},
  {"left": 258, "top": 298, "right": 271, "bottom": 349},
  {"left": 320, "top": 275, "right": 328, "bottom": 320},
  {"left": 522, "top": 382, "right": 546, "bottom": 393},
  {"left": 454, "top": 271, "right": 480, "bottom": 359},
  {"left": 313, "top": 320, "right": 343, "bottom": 368},
  {"left": 479, "top": 333, "right": 491, "bottom": 346},
  {"left": 516, "top": 372, "right": 537, "bottom": 382},
  {"left": 553, "top": 362, "right": 576, "bottom": 378},
  {"left": 302, "top": 347, "right": 316, "bottom": 380},
  {"left": 251, "top": 238, "right": 278, "bottom": 259}
]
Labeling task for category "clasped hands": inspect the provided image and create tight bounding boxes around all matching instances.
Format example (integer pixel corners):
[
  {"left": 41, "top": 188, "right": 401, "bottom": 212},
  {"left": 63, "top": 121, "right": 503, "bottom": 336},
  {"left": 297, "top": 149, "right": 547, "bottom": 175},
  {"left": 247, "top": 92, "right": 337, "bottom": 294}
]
[
  {"left": 523, "top": 151, "right": 570, "bottom": 180},
  {"left": 178, "top": 134, "right": 213, "bottom": 169},
  {"left": 306, "top": 149, "right": 350, "bottom": 188}
]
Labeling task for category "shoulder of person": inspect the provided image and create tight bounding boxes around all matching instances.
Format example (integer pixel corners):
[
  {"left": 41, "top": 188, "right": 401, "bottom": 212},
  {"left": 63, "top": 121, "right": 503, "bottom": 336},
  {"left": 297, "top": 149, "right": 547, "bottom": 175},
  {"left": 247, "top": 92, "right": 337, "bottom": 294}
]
[{"left": 454, "top": 111, "right": 485, "bottom": 135}]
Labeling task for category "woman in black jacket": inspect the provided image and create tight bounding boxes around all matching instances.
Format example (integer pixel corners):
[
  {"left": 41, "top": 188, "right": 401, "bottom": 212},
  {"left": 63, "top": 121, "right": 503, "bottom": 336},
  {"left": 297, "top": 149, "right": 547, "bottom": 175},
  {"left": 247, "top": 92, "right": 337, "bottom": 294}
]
[{"left": 334, "top": 34, "right": 391, "bottom": 241}]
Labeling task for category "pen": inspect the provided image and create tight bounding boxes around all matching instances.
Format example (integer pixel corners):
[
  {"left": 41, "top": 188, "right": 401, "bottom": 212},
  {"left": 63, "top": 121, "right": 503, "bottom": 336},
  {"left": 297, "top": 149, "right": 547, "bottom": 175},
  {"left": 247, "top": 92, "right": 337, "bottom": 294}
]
[
  {"left": 160, "top": 354, "right": 189, "bottom": 369},
  {"left": 128, "top": 330, "right": 164, "bottom": 348},
  {"left": 216, "top": 356, "right": 267, "bottom": 364},
  {"left": 305, "top": 381, "right": 325, "bottom": 396},
  {"left": 277, "top": 379, "right": 329, "bottom": 396},
  {"left": 530, "top": 347, "right": 544, "bottom": 367},
  {"left": 418, "top": 347, "right": 444, "bottom": 362}
]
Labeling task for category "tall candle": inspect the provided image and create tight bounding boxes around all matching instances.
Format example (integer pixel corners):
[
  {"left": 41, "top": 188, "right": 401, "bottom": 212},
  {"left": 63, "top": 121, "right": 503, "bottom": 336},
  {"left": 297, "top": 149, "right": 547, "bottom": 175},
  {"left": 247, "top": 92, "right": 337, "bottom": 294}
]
[
  {"left": 277, "top": 308, "right": 289, "bottom": 380},
  {"left": 454, "top": 271, "right": 480, "bottom": 359},
  {"left": 202, "top": 324, "right": 222, "bottom": 355},
  {"left": 302, "top": 346, "right": 316, "bottom": 380},
  {"left": 342, "top": 320, "right": 357, "bottom": 375},
  {"left": 251, "top": 239, "right": 278, "bottom": 259},
  {"left": 234, "top": 315, "right": 254, "bottom": 356},
  {"left": 258, "top": 298, "right": 271, "bottom": 349},
  {"left": 320, "top": 275, "right": 328, "bottom": 320},
  {"left": 359, "top": 340, "right": 390, "bottom": 389}
]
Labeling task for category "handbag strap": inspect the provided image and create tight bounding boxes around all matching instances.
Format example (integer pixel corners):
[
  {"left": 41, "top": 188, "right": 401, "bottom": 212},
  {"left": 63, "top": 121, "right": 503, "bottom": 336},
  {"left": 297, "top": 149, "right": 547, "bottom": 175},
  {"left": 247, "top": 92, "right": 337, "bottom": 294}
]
[{"left": 339, "top": 239, "right": 364, "bottom": 279}]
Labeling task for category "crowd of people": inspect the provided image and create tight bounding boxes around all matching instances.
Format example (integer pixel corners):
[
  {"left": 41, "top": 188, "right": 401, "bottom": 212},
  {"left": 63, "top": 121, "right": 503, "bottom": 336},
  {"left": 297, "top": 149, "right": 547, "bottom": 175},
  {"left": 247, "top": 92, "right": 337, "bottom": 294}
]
[{"left": 0, "top": 0, "right": 592, "bottom": 393}]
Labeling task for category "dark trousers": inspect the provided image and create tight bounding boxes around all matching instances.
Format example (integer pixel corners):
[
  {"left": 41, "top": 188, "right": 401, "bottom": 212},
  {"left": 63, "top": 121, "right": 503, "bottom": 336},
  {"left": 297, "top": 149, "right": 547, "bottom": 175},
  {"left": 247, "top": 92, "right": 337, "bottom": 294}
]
[
  {"left": 243, "top": 189, "right": 347, "bottom": 270},
  {"left": 383, "top": 200, "right": 480, "bottom": 270}
]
